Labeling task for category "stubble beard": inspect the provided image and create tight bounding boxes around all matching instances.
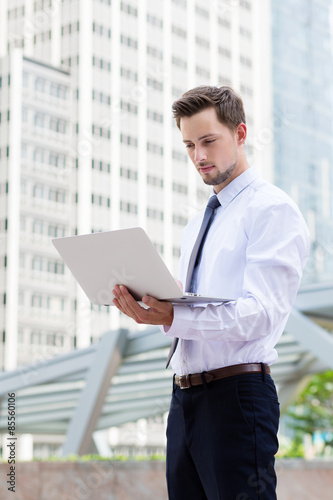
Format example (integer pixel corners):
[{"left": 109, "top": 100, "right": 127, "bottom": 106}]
[{"left": 202, "top": 162, "right": 237, "bottom": 187}]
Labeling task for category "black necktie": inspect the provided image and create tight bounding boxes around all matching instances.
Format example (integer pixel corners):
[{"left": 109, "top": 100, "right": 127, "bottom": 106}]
[{"left": 166, "top": 195, "right": 221, "bottom": 368}]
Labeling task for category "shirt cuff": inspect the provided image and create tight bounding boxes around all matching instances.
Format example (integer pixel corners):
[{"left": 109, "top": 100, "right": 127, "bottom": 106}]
[{"left": 159, "top": 304, "right": 198, "bottom": 338}]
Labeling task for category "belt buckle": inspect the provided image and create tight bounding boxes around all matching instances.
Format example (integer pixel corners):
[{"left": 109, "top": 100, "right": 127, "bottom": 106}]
[{"left": 178, "top": 374, "right": 192, "bottom": 389}]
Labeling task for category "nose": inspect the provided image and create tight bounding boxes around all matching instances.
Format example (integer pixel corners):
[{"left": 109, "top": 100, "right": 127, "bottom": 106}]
[{"left": 193, "top": 145, "right": 207, "bottom": 163}]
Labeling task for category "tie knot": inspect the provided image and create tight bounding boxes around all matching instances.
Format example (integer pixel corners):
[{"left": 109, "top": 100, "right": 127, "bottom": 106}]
[{"left": 207, "top": 195, "right": 220, "bottom": 210}]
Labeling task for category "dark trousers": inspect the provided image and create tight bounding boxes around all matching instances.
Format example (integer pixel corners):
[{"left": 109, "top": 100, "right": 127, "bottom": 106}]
[{"left": 166, "top": 370, "right": 280, "bottom": 500}]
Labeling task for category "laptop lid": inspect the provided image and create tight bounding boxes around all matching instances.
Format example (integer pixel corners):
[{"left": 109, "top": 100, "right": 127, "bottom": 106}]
[{"left": 52, "top": 228, "right": 231, "bottom": 306}]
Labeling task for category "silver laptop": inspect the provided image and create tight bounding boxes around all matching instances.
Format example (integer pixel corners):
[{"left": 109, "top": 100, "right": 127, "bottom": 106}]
[{"left": 52, "top": 227, "right": 232, "bottom": 306}]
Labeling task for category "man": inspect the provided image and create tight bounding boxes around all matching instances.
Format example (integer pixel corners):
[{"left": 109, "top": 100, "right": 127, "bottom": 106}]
[{"left": 112, "top": 86, "right": 310, "bottom": 499}]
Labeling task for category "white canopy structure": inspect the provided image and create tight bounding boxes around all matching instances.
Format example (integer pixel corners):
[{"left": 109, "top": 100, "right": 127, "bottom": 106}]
[{"left": 0, "top": 282, "right": 332, "bottom": 456}]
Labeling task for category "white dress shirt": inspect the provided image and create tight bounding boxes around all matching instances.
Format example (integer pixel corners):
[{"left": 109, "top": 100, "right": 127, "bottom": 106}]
[{"left": 163, "top": 167, "right": 310, "bottom": 375}]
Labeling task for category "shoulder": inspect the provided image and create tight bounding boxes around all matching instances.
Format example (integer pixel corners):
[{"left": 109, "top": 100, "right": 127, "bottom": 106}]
[
  {"left": 246, "top": 176, "right": 306, "bottom": 226},
  {"left": 248, "top": 176, "right": 298, "bottom": 210},
  {"left": 245, "top": 177, "right": 310, "bottom": 248}
]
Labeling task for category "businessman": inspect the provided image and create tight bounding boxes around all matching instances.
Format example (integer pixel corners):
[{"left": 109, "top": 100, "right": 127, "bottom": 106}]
[{"left": 112, "top": 86, "right": 310, "bottom": 499}]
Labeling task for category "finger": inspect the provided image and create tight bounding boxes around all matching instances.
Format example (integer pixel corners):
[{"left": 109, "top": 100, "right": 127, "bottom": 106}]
[
  {"left": 115, "top": 286, "right": 148, "bottom": 323},
  {"left": 142, "top": 295, "right": 165, "bottom": 310},
  {"left": 113, "top": 286, "right": 137, "bottom": 317},
  {"left": 112, "top": 298, "right": 126, "bottom": 315}
]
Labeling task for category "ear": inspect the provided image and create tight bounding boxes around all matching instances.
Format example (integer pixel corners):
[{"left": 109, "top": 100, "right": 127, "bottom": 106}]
[{"left": 236, "top": 123, "right": 247, "bottom": 145}]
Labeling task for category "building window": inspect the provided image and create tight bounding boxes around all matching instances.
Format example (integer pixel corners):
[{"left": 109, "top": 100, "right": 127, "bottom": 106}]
[
  {"left": 240, "top": 26, "right": 252, "bottom": 39},
  {"left": 31, "top": 330, "right": 42, "bottom": 344},
  {"left": 32, "top": 256, "right": 43, "bottom": 272},
  {"left": 121, "top": 1, "right": 138, "bottom": 16},
  {"left": 172, "top": 56, "right": 187, "bottom": 70},
  {"left": 49, "top": 153, "right": 58, "bottom": 166},
  {"left": 22, "top": 72, "right": 28, "bottom": 87},
  {"left": 120, "top": 34, "right": 138, "bottom": 49},
  {"left": 147, "top": 109, "right": 163, "bottom": 123},
  {"left": 195, "top": 35, "right": 210, "bottom": 49},
  {"left": 147, "top": 13, "right": 163, "bottom": 28},
  {"left": 120, "top": 66, "right": 138, "bottom": 81},
  {"left": 120, "top": 100, "right": 138, "bottom": 114},
  {"left": 34, "top": 148, "right": 44, "bottom": 163},
  {"left": 35, "top": 78, "right": 45, "bottom": 93},
  {"left": 195, "top": 5, "right": 209, "bottom": 18},
  {"left": 19, "top": 253, "right": 25, "bottom": 267},
  {"left": 147, "top": 174, "right": 163, "bottom": 188},
  {"left": 33, "top": 220, "right": 44, "bottom": 235},
  {"left": 58, "top": 119, "right": 67, "bottom": 134},
  {"left": 22, "top": 108, "right": 28, "bottom": 122},
  {"left": 218, "top": 17, "right": 231, "bottom": 29},
  {"left": 147, "top": 207, "right": 164, "bottom": 221},
  {"left": 121, "top": 167, "right": 138, "bottom": 180},
  {"left": 172, "top": 150, "right": 187, "bottom": 163},
  {"left": 240, "top": 0, "right": 251, "bottom": 10},
  {"left": 33, "top": 184, "right": 44, "bottom": 199},
  {"left": 147, "top": 142, "right": 163, "bottom": 155},
  {"left": 147, "top": 77, "right": 163, "bottom": 91},
  {"left": 173, "top": 214, "right": 188, "bottom": 226},
  {"left": 195, "top": 65, "right": 210, "bottom": 79},
  {"left": 172, "top": 0, "right": 187, "bottom": 7},
  {"left": 120, "top": 200, "right": 138, "bottom": 214},
  {"left": 218, "top": 46, "right": 231, "bottom": 58},
  {"left": 48, "top": 260, "right": 64, "bottom": 274},
  {"left": 20, "top": 216, "right": 26, "bottom": 231},
  {"left": 120, "top": 133, "right": 138, "bottom": 147},
  {"left": 34, "top": 113, "right": 44, "bottom": 128},
  {"left": 171, "top": 24, "right": 187, "bottom": 38},
  {"left": 147, "top": 45, "right": 163, "bottom": 60},
  {"left": 172, "top": 181, "right": 188, "bottom": 194},
  {"left": 240, "top": 55, "right": 252, "bottom": 68}
]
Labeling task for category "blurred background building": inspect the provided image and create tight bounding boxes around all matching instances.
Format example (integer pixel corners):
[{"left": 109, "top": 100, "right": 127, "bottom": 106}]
[
  {"left": 0, "top": 0, "right": 272, "bottom": 370},
  {"left": 272, "top": 0, "right": 333, "bottom": 284},
  {"left": 0, "top": 0, "right": 332, "bottom": 459}
]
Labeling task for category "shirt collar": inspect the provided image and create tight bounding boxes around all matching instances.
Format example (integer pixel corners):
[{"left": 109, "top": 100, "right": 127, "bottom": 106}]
[{"left": 211, "top": 167, "right": 259, "bottom": 207}]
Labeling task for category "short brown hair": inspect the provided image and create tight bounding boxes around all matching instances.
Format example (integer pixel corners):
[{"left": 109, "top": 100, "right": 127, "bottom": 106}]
[{"left": 172, "top": 85, "right": 246, "bottom": 131}]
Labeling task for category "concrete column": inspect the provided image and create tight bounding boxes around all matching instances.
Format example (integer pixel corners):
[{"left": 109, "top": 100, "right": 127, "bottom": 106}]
[
  {"left": 5, "top": 49, "right": 23, "bottom": 371},
  {"left": 76, "top": 0, "right": 93, "bottom": 348}
]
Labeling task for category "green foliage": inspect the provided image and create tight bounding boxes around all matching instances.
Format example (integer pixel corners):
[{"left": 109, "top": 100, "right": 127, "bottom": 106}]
[
  {"left": 286, "top": 370, "right": 333, "bottom": 454},
  {"left": 277, "top": 435, "right": 305, "bottom": 458}
]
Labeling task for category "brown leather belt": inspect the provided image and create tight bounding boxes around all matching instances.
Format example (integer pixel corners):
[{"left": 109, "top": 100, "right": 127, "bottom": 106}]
[{"left": 174, "top": 363, "right": 271, "bottom": 389}]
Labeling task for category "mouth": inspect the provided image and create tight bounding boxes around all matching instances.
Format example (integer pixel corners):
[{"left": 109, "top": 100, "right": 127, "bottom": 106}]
[{"left": 198, "top": 165, "right": 215, "bottom": 174}]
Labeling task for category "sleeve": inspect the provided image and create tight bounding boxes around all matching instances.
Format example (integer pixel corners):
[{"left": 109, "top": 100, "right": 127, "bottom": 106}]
[{"left": 162, "top": 202, "right": 310, "bottom": 342}]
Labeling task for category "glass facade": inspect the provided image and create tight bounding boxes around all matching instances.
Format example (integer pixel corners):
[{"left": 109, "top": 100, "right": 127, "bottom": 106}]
[{"left": 272, "top": 0, "right": 333, "bottom": 284}]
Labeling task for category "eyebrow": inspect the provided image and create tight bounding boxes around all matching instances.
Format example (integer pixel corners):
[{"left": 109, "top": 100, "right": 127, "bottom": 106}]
[{"left": 183, "top": 133, "right": 218, "bottom": 143}]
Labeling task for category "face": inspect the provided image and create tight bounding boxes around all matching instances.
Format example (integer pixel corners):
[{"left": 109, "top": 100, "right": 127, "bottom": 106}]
[{"left": 180, "top": 107, "right": 248, "bottom": 193}]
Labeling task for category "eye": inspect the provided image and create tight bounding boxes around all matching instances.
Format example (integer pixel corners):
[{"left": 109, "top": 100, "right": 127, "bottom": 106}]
[
  {"left": 204, "top": 139, "right": 215, "bottom": 144},
  {"left": 185, "top": 144, "right": 194, "bottom": 149}
]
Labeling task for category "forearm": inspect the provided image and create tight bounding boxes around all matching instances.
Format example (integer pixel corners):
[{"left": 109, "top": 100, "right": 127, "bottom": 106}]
[{"left": 164, "top": 264, "right": 302, "bottom": 343}]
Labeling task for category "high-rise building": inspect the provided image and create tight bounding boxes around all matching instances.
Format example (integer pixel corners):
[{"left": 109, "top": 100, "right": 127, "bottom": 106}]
[
  {"left": 0, "top": 0, "right": 272, "bottom": 372},
  {"left": 0, "top": 52, "right": 74, "bottom": 370},
  {"left": 272, "top": 0, "right": 333, "bottom": 284}
]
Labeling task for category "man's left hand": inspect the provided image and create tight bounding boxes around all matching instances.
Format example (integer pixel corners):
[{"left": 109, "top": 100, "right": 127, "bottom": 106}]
[{"left": 112, "top": 285, "right": 174, "bottom": 326}]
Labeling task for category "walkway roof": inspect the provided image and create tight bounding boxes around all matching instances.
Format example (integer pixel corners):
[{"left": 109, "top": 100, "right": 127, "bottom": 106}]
[{"left": 0, "top": 282, "right": 332, "bottom": 455}]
